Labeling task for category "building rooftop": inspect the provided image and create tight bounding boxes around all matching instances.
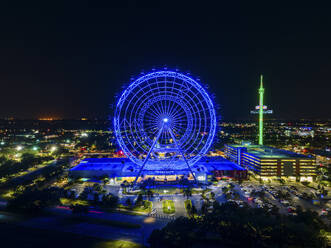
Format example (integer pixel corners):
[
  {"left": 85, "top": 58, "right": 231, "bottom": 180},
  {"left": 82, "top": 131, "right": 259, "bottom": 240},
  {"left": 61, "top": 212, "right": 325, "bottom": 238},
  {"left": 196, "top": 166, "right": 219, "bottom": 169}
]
[
  {"left": 226, "top": 144, "right": 314, "bottom": 160},
  {"left": 70, "top": 156, "right": 245, "bottom": 177}
]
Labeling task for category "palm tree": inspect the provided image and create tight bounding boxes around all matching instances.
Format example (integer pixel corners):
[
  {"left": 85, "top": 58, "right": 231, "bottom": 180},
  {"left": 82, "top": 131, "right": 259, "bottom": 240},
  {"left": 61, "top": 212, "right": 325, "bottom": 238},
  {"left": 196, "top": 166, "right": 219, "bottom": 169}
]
[
  {"left": 146, "top": 189, "right": 154, "bottom": 200},
  {"left": 183, "top": 188, "right": 192, "bottom": 199}
]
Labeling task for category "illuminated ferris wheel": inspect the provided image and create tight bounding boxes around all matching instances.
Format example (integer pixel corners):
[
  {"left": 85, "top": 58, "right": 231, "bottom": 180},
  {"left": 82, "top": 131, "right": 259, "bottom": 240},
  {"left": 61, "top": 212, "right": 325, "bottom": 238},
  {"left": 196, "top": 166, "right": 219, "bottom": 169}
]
[{"left": 114, "top": 71, "right": 216, "bottom": 182}]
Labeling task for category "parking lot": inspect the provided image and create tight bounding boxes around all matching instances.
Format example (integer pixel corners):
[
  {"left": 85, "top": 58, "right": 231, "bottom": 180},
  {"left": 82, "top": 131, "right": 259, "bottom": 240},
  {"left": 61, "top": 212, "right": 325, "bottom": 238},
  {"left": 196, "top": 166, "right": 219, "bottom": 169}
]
[{"left": 65, "top": 178, "right": 329, "bottom": 221}]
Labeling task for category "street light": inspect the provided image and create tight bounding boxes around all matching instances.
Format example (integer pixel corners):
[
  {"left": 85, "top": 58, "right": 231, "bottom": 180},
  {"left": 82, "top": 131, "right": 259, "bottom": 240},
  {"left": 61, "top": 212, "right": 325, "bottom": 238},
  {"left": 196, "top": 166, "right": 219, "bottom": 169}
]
[
  {"left": 50, "top": 146, "right": 57, "bottom": 152},
  {"left": 16, "top": 145, "right": 23, "bottom": 151},
  {"left": 32, "top": 146, "right": 38, "bottom": 151}
]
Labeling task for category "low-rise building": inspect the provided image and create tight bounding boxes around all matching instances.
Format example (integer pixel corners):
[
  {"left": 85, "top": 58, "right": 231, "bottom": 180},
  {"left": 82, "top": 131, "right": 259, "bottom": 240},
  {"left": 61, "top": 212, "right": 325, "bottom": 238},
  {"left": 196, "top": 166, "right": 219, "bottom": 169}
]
[
  {"left": 69, "top": 156, "right": 247, "bottom": 183},
  {"left": 225, "top": 144, "right": 316, "bottom": 181}
]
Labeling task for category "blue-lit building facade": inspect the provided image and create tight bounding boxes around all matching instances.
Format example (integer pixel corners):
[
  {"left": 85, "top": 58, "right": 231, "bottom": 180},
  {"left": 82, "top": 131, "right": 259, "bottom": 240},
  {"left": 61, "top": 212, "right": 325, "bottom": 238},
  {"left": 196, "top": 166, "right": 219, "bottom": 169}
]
[
  {"left": 69, "top": 156, "right": 247, "bottom": 183},
  {"left": 225, "top": 144, "right": 316, "bottom": 181}
]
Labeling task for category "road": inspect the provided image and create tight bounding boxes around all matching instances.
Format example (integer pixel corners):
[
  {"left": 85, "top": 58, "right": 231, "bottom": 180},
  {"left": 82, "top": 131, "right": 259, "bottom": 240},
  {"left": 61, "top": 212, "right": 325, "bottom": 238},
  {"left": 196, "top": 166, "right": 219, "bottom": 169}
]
[{"left": 0, "top": 205, "right": 170, "bottom": 246}]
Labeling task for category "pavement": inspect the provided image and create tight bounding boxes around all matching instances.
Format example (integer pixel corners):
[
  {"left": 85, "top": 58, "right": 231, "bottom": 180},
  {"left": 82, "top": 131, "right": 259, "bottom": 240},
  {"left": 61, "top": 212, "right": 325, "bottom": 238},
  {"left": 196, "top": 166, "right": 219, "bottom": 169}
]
[{"left": 0, "top": 205, "right": 170, "bottom": 246}]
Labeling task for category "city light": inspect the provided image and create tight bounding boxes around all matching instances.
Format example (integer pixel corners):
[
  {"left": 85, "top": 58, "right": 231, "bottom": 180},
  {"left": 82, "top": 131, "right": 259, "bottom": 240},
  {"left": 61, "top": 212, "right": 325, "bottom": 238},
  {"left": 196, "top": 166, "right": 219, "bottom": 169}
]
[
  {"left": 16, "top": 145, "right": 23, "bottom": 151},
  {"left": 50, "top": 146, "right": 57, "bottom": 152},
  {"left": 81, "top": 132, "right": 88, "bottom": 137}
]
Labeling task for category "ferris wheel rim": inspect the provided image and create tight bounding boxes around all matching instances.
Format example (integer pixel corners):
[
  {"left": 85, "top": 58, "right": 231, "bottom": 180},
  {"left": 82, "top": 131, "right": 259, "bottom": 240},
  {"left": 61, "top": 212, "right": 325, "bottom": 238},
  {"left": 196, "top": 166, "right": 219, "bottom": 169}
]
[{"left": 114, "top": 70, "right": 217, "bottom": 167}]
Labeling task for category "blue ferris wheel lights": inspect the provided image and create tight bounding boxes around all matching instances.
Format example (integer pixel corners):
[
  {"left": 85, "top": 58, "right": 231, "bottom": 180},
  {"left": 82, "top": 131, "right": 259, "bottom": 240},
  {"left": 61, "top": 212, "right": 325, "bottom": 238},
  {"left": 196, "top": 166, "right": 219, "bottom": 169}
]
[{"left": 114, "top": 70, "right": 217, "bottom": 171}]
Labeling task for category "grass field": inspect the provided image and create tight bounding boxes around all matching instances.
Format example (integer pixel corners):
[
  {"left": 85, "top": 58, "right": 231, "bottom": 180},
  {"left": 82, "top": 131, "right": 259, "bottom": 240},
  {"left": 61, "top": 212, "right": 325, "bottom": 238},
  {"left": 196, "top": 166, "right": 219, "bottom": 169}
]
[
  {"left": 95, "top": 240, "right": 142, "bottom": 248},
  {"left": 162, "top": 200, "right": 175, "bottom": 214},
  {"left": 60, "top": 197, "right": 89, "bottom": 206}
]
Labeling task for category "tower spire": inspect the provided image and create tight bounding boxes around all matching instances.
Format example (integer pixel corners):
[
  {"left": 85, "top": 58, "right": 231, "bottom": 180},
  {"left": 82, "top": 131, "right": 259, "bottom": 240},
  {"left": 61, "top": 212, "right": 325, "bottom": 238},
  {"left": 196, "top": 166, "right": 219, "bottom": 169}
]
[{"left": 260, "top": 74, "right": 263, "bottom": 88}]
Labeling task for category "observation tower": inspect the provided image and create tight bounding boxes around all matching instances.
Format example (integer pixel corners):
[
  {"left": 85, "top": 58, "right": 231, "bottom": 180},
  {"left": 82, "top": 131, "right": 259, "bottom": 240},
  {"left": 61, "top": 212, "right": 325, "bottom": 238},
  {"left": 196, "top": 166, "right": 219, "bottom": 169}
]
[
  {"left": 258, "top": 75, "right": 264, "bottom": 145},
  {"left": 250, "top": 75, "right": 273, "bottom": 145}
]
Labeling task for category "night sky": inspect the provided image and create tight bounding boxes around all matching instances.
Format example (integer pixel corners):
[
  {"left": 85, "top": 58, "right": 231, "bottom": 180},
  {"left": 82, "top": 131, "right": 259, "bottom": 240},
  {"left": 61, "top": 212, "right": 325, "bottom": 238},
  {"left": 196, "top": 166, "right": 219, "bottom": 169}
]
[{"left": 0, "top": 2, "right": 330, "bottom": 120}]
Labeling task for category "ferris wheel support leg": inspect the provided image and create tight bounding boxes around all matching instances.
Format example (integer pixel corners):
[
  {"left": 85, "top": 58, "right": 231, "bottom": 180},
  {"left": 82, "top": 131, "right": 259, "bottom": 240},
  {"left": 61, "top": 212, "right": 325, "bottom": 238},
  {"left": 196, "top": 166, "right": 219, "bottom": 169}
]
[
  {"left": 168, "top": 128, "right": 197, "bottom": 183},
  {"left": 132, "top": 124, "right": 164, "bottom": 186}
]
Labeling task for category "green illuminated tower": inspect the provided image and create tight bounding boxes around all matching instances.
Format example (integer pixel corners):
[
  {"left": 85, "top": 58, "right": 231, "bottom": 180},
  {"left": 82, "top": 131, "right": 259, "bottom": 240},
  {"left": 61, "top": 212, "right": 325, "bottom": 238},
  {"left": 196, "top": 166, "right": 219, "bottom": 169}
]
[{"left": 258, "top": 75, "right": 264, "bottom": 145}]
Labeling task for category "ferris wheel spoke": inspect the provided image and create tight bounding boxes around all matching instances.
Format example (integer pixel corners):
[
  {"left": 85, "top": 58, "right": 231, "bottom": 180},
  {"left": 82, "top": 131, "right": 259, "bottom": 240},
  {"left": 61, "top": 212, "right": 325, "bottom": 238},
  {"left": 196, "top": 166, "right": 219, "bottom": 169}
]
[
  {"left": 168, "top": 102, "right": 182, "bottom": 116},
  {"left": 144, "top": 122, "right": 159, "bottom": 131},
  {"left": 164, "top": 99, "right": 171, "bottom": 116},
  {"left": 168, "top": 100, "right": 181, "bottom": 117},
  {"left": 172, "top": 121, "right": 187, "bottom": 130},
  {"left": 166, "top": 98, "right": 176, "bottom": 116},
  {"left": 172, "top": 112, "right": 187, "bottom": 121},
  {"left": 146, "top": 86, "right": 163, "bottom": 116},
  {"left": 151, "top": 100, "right": 163, "bottom": 116},
  {"left": 152, "top": 100, "right": 162, "bottom": 116},
  {"left": 164, "top": 100, "right": 170, "bottom": 116},
  {"left": 144, "top": 109, "right": 158, "bottom": 119},
  {"left": 161, "top": 99, "right": 167, "bottom": 114}
]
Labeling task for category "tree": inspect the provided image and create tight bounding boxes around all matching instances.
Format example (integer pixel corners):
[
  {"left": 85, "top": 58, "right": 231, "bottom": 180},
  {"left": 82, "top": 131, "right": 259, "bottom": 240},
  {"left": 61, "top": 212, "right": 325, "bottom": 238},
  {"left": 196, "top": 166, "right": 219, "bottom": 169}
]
[
  {"left": 7, "top": 187, "right": 64, "bottom": 213},
  {"left": 183, "top": 188, "right": 192, "bottom": 199},
  {"left": 93, "top": 193, "right": 99, "bottom": 203},
  {"left": 143, "top": 200, "right": 150, "bottom": 210},
  {"left": 79, "top": 187, "right": 90, "bottom": 200},
  {"left": 148, "top": 202, "right": 329, "bottom": 248},
  {"left": 191, "top": 205, "right": 197, "bottom": 216},
  {"left": 92, "top": 183, "right": 102, "bottom": 192},
  {"left": 135, "top": 193, "right": 143, "bottom": 206},
  {"left": 270, "top": 205, "right": 279, "bottom": 215},
  {"left": 146, "top": 189, "right": 154, "bottom": 199},
  {"left": 222, "top": 186, "right": 229, "bottom": 194},
  {"left": 125, "top": 198, "right": 132, "bottom": 209},
  {"left": 200, "top": 202, "right": 209, "bottom": 215},
  {"left": 210, "top": 191, "right": 215, "bottom": 200},
  {"left": 102, "top": 177, "right": 110, "bottom": 185},
  {"left": 102, "top": 193, "right": 118, "bottom": 209}
]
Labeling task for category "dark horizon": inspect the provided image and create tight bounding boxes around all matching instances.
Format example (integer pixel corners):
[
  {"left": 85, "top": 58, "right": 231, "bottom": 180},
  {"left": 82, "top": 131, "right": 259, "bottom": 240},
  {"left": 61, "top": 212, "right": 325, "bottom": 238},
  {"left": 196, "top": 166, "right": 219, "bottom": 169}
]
[{"left": 1, "top": 3, "right": 331, "bottom": 120}]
